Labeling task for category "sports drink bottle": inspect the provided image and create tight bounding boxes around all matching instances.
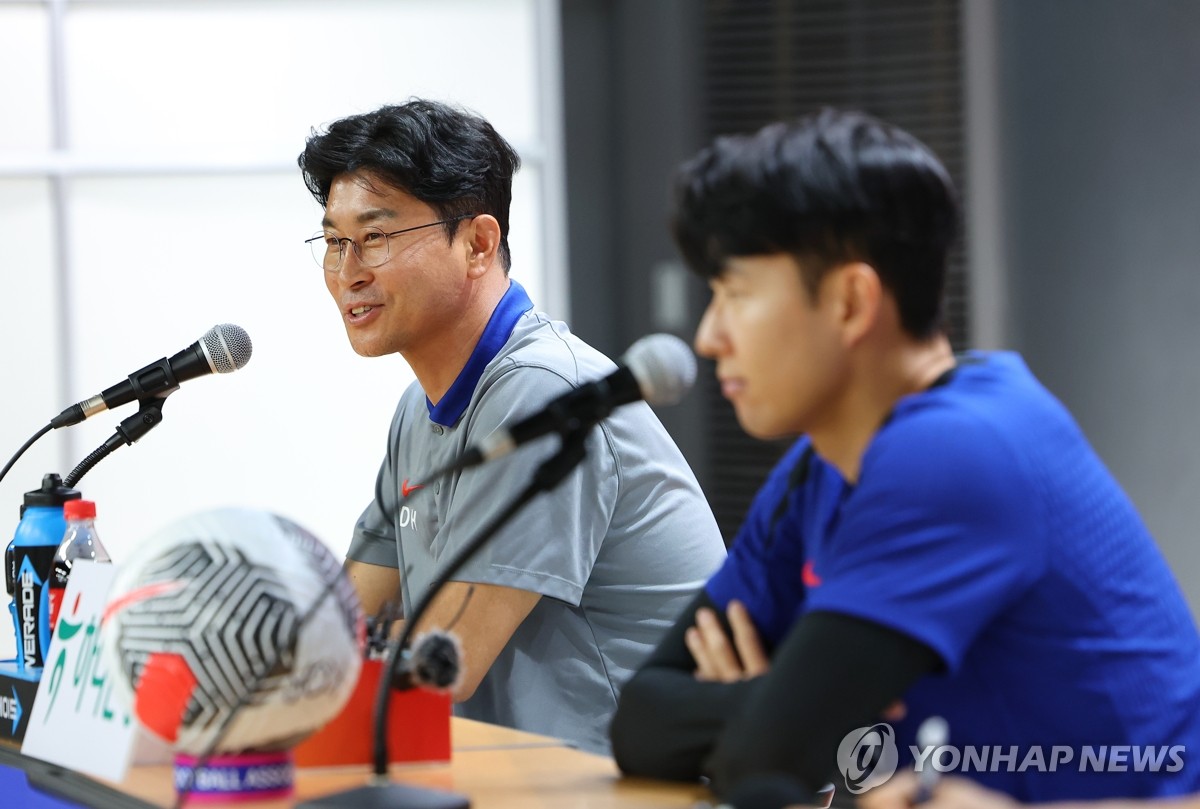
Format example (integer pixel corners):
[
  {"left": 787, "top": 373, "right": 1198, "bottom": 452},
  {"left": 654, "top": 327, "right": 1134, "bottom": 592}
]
[{"left": 4, "top": 473, "right": 80, "bottom": 669}]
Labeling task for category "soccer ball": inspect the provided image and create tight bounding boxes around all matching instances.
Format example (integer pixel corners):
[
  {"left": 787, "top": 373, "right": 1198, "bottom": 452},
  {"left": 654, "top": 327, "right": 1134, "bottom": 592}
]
[{"left": 100, "top": 508, "right": 363, "bottom": 756}]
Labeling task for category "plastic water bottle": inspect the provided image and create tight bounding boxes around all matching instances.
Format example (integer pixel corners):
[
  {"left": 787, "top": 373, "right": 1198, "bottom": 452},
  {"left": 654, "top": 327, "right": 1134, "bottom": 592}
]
[
  {"left": 5, "top": 473, "right": 80, "bottom": 669},
  {"left": 48, "top": 499, "right": 111, "bottom": 631}
]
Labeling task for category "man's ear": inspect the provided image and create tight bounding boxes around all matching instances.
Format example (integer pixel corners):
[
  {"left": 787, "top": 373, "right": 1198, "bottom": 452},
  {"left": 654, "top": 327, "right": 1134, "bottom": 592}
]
[
  {"left": 464, "top": 215, "right": 502, "bottom": 277},
  {"left": 827, "top": 261, "right": 883, "bottom": 346}
]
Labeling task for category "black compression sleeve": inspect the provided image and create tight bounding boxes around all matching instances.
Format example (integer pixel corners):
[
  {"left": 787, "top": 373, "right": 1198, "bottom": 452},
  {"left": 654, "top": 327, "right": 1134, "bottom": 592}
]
[
  {"left": 705, "top": 610, "right": 942, "bottom": 799},
  {"left": 610, "top": 589, "right": 761, "bottom": 781}
]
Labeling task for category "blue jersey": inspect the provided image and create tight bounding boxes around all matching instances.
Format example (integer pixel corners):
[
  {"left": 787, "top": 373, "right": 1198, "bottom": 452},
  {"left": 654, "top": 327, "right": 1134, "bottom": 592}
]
[{"left": 707, "top": 351, "right": 1200, "bottom": 802}]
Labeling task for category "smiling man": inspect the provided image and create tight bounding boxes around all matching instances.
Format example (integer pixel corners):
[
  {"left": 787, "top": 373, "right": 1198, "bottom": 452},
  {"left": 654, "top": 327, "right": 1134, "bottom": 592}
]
[
  {"left": 297, "top": 100, "right": 725, "bottom": 754},
  {"left": 610, "top": 109, "right": 1200, "bottom": 804}
]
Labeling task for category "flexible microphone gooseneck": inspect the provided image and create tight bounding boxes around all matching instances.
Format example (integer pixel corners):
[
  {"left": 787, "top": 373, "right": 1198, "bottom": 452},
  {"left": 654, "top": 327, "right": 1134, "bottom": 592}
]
[
  {"left": 296, "top": 334, "right": 698, "bottom": 809},
  {"left": 63, "top": 399, "right": 167, "bottom": 487}
]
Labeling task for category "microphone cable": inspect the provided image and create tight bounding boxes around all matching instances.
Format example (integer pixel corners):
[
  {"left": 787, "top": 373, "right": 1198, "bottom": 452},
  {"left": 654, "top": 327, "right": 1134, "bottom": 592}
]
[{"left": 0, "top": 423, "right": 52, "bottom": 486}]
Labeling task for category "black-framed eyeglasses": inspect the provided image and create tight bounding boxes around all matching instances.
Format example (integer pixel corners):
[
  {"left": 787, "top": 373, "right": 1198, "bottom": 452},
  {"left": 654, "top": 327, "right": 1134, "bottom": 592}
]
[{"left": 305, "top": 214, "right": 477, "bottom": 272}]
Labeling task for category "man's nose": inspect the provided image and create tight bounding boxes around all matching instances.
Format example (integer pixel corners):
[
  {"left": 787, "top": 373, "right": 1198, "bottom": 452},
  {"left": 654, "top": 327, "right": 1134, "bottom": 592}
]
[{"left": 694, "top": 301, "right": 724, "bottom": 358}]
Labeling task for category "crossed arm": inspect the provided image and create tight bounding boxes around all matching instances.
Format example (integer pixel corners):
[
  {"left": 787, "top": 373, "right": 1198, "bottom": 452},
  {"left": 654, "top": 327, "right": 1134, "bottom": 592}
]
[{"left": 610, "top": 588, "right": 942, "bottom": 799}]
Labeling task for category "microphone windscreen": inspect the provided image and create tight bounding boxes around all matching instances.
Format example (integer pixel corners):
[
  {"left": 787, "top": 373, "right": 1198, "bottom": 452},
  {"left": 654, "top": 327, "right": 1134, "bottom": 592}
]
[
  {"left": 409, "top": 630, "right": 463, "bottom": 692},
  {"left": 623, "top": 334, "right": 696, "bottom": 406},
  {"left": 203, "top": 324, "right": 253, "bottom": 373}
]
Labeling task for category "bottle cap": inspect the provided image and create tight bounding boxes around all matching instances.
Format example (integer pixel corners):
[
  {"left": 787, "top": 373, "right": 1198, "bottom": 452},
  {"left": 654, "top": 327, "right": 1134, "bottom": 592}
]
[
  {"left": 22, "top": 473, "right": 83, "bottom": 509},
  {"left": 64, "top": 499, "right": 97, "bottom": 520}
]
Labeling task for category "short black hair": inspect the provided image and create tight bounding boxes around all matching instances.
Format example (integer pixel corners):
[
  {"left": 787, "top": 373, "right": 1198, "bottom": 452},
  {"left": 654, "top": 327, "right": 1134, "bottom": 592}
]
[
  {"left": 672, "top": 108, "right": 959, "bottom": 338},
  {"left": 298, "top": 99, "right": 521, "bottom": 270}
]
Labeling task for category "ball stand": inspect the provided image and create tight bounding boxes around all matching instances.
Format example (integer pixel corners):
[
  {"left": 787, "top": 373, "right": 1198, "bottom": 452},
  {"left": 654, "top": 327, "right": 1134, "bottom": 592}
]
[{"left": 173, "top": 750, "right": 294, "bottom": 803}]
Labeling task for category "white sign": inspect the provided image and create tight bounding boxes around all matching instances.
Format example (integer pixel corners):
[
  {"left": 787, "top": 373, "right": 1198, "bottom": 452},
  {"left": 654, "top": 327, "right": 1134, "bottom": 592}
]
[{"left": 21, "top": 561, "right": 137, "bottom": 782}]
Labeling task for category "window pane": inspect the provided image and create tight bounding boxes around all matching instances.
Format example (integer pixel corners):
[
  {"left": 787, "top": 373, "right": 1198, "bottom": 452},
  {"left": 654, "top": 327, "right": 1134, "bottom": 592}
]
[
  {"left": 0, "top": 178, "right": 66, "bottom": 662},
  {"left": 0, "top": 8, "right": 52, "bottom": 150},
  {"left": 0, "top": 0, "right": 562, "bottom": 644},
  {"left": 66, "top": 0, "right": 540, "bottom": 157},
  {"left": 62, "top": 172, "right": 392, "bottom": 553}
]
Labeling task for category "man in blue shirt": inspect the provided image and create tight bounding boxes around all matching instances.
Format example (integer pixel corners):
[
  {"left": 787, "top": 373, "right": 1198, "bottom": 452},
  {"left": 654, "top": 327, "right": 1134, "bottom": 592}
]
[{"left": 610, "top": 109, "right": 1200, "bottom": 805}]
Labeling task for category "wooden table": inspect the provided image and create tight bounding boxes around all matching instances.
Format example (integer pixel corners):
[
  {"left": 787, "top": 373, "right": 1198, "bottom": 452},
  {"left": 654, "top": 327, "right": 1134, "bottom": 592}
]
[{"left": 105, "top": 718, "right": 711, "bottom": 808}]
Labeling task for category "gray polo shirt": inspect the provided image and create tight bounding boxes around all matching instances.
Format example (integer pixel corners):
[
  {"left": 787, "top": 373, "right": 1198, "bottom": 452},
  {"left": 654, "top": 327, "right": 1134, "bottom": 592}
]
[{"left": 347, "top": 280, "right": 725, "bottom": 754}]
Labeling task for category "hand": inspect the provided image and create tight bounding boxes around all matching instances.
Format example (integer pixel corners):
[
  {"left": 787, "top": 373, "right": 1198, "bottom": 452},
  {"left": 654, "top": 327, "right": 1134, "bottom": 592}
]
[
  {"left": 859, "top": 772, "right": 1019, "bottom": 809},
  {"left": 685, "top": 599, "right": 770, "bottom": 682}
]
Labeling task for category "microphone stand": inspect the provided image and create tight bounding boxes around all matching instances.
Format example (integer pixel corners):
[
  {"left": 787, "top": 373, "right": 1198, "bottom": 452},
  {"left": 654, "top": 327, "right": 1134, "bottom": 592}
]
[
  {"left": 298, "top": 425, "right": 593, "bottom": 809},
  {"left": 63, "top": 399, "right": 166, "bottom": 488}
]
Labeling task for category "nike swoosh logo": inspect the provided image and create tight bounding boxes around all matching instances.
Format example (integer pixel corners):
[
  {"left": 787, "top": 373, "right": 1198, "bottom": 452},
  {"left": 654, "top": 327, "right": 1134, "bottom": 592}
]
[
  {"left": 102, "top": 580, "right": 188, "bottom": 625},
  {"left": 802, "top": 560, "right": 823, "bottom": 588},
  {"left": 401, "top": 479, "right": 424, "bottom": 498}
]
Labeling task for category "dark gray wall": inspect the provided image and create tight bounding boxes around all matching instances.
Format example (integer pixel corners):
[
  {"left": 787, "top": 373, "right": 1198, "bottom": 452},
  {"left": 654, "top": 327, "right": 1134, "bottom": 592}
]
[
  {"left": 993, "top": 0, "right": 1200, "bottom": 613},
  {"left": 562, "top": 1, "right": 1200, "bottom": 609},
  {"left": 561, "top": 0, "right": 712, "bottom": 482}
]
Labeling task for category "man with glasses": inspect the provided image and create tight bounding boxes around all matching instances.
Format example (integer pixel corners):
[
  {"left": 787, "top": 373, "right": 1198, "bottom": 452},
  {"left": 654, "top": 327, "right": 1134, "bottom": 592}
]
[{"left": 297, "top": 99, "right": 725, "bottom": 754}]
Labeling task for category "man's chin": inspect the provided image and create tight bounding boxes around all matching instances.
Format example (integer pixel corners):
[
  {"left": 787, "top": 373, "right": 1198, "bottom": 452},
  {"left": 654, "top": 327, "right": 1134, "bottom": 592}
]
[
  {"left": 347, "top": 339, "right": 390, "bottom": 358},
  {"left": 736, "top": 410, "right": 798, "bottom": 442},
  {"left": 737, "top": 416, "right": 777, "bottom": 441}
]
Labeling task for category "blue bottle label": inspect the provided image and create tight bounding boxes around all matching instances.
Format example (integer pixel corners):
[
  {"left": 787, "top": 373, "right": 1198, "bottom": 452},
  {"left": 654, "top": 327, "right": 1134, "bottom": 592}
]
[{"left": 12, "top": 545, "right": 57, "bottom": 669}]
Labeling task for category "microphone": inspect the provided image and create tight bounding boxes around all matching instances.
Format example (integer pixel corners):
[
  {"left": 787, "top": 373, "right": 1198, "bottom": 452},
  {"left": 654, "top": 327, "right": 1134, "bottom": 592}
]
[
  {"left": 914, "top": 715, "right": 949, "bottom": 803},
  {"left": 393, "top": 630, "right": 463, "bottom": 693},
  {"left": 433, "top": 333, "right": 696, "bottom": 478},
  {"left": 50, "top": 324, "right": 253, "bottom": 429}
]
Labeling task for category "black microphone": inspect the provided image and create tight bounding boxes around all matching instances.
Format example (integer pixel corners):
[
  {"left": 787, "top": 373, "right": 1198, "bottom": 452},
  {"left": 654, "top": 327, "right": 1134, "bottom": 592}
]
[
  {"left": 431, "top": 333, "right": 696, "bottom": 478},
  {"left": 50, "top": 324, "right": 253, "bottom": 429},
  {"left": 393, "top": 630, "right": 463, "bottom": 693}
]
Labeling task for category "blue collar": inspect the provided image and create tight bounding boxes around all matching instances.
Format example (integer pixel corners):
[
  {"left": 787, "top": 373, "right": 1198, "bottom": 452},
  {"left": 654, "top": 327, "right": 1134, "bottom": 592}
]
[{"left": 426, "top": 279, "right": 534, "bottom": 427}]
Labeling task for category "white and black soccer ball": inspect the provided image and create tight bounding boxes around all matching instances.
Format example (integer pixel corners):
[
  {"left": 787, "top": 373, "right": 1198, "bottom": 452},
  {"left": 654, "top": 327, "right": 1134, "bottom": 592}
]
[{"left": 100, "top": 508, "right": 363, "bottom": 756}]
